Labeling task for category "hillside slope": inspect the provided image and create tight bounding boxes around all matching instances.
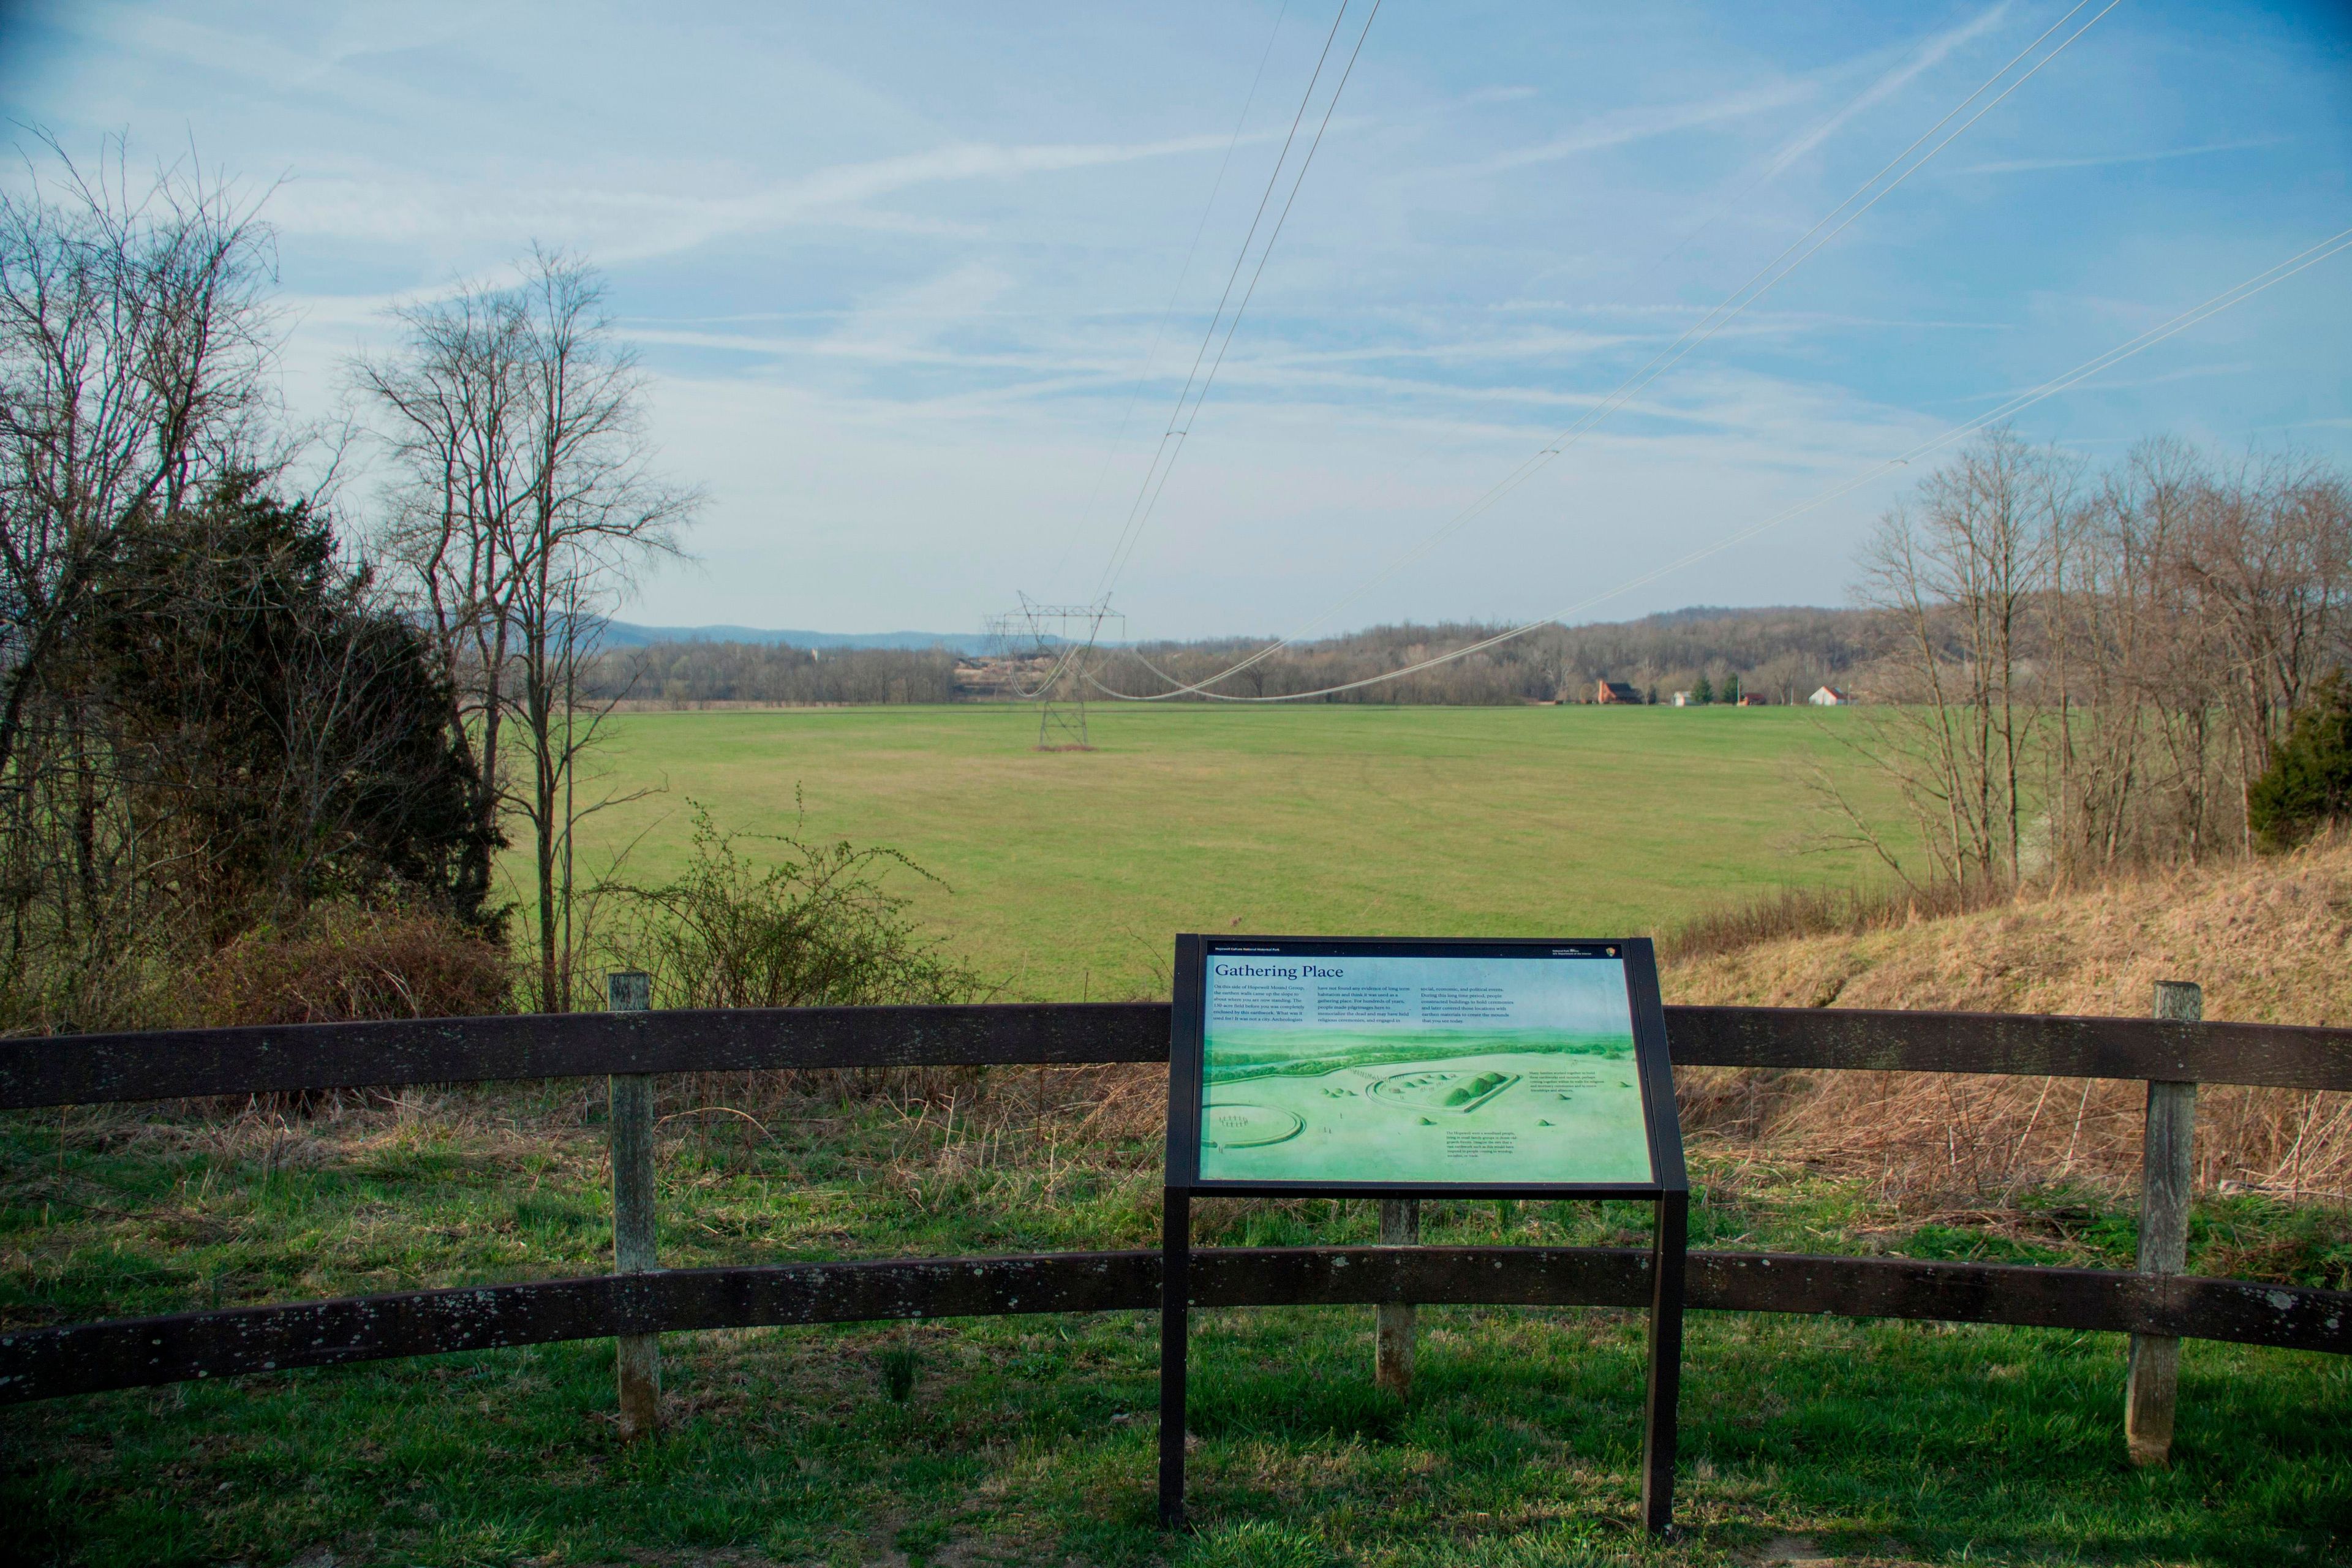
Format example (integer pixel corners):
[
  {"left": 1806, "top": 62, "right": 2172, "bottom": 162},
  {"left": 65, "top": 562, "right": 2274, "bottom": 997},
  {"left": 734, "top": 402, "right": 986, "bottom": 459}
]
[
  {"left": 1659, "top": 840, "right": 2352, "bottom": 1204},
  {"left": 1665, "top": 839, "right": 2352, "bottom": 1027}
]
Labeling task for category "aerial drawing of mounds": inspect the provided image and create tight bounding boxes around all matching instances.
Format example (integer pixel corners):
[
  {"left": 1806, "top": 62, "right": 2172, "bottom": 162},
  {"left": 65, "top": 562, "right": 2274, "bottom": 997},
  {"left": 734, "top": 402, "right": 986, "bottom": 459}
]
[
  {"left": 1366, "top": 1066, "right": 1520, "bottom": 1113},
  {"left": 1202, "top": 1029, "right": 1633, "bottom": 1084}
]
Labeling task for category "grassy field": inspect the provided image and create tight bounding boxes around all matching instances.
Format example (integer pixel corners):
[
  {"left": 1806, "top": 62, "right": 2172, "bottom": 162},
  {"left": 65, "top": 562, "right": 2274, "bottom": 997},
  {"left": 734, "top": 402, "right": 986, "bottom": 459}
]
[
  {"left": 550, "top": 704, "right": 1906, "bottom": 1000},
  {"left": 6, "top": 1085, "right": 2347, "bottom": 1566}
]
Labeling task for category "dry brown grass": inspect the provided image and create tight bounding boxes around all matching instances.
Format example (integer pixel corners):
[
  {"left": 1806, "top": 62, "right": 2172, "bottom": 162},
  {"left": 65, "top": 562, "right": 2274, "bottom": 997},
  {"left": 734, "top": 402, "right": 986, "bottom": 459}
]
[
  {"left": 1664, "top": 835, "right": 2352, "bottom": 1208},
  {"left": 1661, "top": 875, "right": 2010, "bottom": 963},
  {"left": 198, "top": 906, "right": 511, "bottom": 1026}
]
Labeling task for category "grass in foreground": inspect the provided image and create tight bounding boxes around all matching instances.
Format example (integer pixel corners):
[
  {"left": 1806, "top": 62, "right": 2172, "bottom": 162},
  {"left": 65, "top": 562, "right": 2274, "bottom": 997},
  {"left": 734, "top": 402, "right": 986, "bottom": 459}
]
[
  {"left": 13, "top": 1304, "right": 2346, "bottom": 1567},
  {"left": 5, "top": 1082, "right": 2348, "bottom": 1565}
]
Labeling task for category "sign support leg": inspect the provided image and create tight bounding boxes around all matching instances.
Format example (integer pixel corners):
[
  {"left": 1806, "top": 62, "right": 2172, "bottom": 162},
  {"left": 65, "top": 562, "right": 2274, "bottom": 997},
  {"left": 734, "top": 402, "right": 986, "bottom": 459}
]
[
  {"left": 1159, "top": 1186, "right": 1191, "bottom": 1530},
  {"left": 1642, "top": 1189, "right": 1687, "bottom": 1537}
]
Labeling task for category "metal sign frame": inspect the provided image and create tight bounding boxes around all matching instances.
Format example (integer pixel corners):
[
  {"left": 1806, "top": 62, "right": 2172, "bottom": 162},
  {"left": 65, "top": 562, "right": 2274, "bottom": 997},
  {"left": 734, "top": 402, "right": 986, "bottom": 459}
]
[{"left": 1158, "top": 933, "right": 1688, "bottom": 1536}]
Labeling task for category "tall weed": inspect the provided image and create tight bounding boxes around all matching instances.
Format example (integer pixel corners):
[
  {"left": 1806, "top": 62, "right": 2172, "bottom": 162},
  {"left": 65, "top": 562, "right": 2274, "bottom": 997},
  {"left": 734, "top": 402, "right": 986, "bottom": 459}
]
[
  {"left": 591, "top": 803, "right": 995, "bottom": 1102},
  {"left": 593, "top": 803, "right": 989, "bottom": 1011}
]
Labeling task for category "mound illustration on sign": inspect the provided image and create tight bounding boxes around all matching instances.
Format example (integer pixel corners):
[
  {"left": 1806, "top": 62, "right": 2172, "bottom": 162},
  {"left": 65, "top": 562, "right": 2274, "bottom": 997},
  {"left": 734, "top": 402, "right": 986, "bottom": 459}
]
[{"left": 1197, "top": 953, "right": 1651, "bottom": 1186}]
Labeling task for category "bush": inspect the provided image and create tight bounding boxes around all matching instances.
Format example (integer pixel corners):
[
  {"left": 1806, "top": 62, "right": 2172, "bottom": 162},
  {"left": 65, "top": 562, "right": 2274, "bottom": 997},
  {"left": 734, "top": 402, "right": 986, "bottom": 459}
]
[
  {"left": 2250, "top": 672, "right": 2352, "bottom": 851},
  {"left": 199, "top": 907, "right": 511, "bottom": 1025},
  {"left": 0, "top": 938, "right": 183, "bottom": 1038},
  {"left": 594, "top": 804, "right": 989, "bottom": 1011}
]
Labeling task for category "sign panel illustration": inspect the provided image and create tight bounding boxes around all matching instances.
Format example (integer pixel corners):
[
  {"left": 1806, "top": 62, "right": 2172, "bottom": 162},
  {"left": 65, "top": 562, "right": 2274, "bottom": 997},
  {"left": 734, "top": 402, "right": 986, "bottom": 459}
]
[{"left": 1196, "top": 949, "right": 1652, "bottom": 1186}]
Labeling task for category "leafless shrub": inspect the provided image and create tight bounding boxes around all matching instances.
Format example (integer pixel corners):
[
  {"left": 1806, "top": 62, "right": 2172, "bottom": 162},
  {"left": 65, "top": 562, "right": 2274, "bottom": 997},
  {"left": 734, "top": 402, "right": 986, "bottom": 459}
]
[
  {"left": 590, "top": 803, "right": 1000, "bottom": 1106},
  {"left": 198, "top": 905, "right": 510, "bottom": 1027}
]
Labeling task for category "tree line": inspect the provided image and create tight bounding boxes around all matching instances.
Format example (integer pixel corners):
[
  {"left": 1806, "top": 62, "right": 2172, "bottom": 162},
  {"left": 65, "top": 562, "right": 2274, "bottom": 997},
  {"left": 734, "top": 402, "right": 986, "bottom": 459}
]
[
  {"left": 1104, "top": 608, "right": 1869, "bottom": 705},
  {"left": 1837, "top": 430, "right": 2351, "bottom": 883},
  {"left": 595, "top": 608, "right": 1876, "bottom": 708},
  {"left": 581, "top": 642, "right": 962, "bottom": 706}
]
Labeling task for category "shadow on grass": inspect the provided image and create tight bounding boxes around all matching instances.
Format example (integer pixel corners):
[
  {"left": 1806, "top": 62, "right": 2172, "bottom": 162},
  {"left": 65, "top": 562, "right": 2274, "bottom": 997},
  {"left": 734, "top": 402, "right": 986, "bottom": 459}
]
[{"left": 5, "top": 1308, "right": 2348, "bottom": 1566}]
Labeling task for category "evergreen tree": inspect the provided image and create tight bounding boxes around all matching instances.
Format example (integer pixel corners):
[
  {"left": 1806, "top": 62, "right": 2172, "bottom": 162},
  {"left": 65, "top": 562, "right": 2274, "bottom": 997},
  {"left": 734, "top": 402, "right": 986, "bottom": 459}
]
[
  {"left": 85, "top": 473, "right": 499, "bottom": 935},
  {"left": 2248, "top": 673, "right": 2352, "bottom": 850}
]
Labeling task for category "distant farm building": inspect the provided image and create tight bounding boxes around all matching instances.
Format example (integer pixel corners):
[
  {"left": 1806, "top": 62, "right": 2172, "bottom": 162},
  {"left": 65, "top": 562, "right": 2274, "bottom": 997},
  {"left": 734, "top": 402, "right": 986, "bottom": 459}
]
[
  {"left": 1671, "top": 690, "right": 1694, "bottom": 707},
  {"left": 1808, "top": 685, "right": 1851, "bottom": 706},
  {"left": 1594, "top": 679, "right": 1642, "bottom": 705},
  {"left": 1736, "top": 693, "right": 1769, "bottom": 707}
]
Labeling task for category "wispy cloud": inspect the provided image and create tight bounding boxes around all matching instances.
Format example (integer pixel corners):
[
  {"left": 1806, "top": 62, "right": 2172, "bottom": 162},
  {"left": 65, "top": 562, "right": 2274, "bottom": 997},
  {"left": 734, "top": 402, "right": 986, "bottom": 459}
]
[
  {"left": 260, "top": 126, "right": 1267, "bottom": 263},
  {"left": 1653, "top": 4, "right": 2014, "bottom": 264},
  {"left": 17, "top": 1, "right": 2343, "bottom": 634},
  {"left": 1480, "top": 4, "right": 2011, "bottom": 183},
  {"left": 1958, "top": 137, "right": 2286, "bottom": 175},
  {"left": 1479, "top": 77, "right": 1822, "bottom": 172},
  {"left": 734, "top": 132, "right": 1267, "bottom": 220},
  {"left": 1760, "top": 2, "right": 2011, "bottom": 179}
]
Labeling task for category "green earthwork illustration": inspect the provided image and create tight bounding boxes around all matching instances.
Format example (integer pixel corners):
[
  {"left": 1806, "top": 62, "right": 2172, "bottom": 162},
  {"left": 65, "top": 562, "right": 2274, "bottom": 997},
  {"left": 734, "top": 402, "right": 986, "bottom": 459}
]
[
  {"left": 1368, "top": 1068, "right": 1520, "bottom": 1112},
  {"left": 1202, "top": 1102, "right": 1304, "bottom": 1148},
  {"left": 1196, "top": 1037, "right": 1651, "bottom": 1186}
]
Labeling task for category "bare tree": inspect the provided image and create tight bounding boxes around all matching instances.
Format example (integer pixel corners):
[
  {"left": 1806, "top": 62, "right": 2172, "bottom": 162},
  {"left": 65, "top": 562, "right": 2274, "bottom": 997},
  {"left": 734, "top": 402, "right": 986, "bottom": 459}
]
[
  {"left": 1850, "top": 429, "right": 2064, "bottom": 888},
  {"left": 0, "top": 135, "right": 277, "bottom": 783},
  {"left": 2054, "top": 439, "right": 2227, "bottom": 865},
  {"left": 352, "top": 284, "right": 529, "bottom": 919},
  {"left": 356, "top": 249, "right": 696, "bottom": 1011},
  {"left": 1841, "top": 432, "right": 2352, "bottom": 886},
  {"left": 2174, "top": 453, "right": 2352, "bottom": 850}
]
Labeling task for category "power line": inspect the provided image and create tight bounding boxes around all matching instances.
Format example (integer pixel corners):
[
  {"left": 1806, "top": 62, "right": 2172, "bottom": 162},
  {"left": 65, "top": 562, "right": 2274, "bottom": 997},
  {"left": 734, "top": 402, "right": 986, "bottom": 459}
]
[
  {"left": 1091, "top": 224, "right": 2352, "bottom": 704},
  {"left": 1121, "top": 0, "right": 2114, "bottom": 701},
  {"left": 995, "top": 3, "right": 1357, "bottom": 729},
  {"left": 986, "top": 596, "right": 1127, "bottom": 747},
  {"left": 1093, "top": 0, "right": 1382, "bottom": 602},
  {"left": 1043, "top": 1, "right": 1295, "bottom": 596}
]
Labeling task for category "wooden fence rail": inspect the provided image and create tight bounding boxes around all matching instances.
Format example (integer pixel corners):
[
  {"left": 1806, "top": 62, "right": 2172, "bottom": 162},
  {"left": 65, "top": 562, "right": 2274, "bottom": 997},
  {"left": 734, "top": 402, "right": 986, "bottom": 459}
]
[
  {"left": 4, "top": 998, "right": 2351, "bottom": 1428},
  {"left": 6, "top": 1001, "right": 2352, "bottom": 1109},
  {"left": 6, "top": 1246, "right": 2350, "bottom": 1406}
]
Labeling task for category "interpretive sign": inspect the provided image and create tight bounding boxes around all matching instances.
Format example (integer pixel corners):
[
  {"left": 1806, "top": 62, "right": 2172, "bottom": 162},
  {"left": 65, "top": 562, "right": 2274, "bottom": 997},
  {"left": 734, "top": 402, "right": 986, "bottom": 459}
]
[
  {"left": 1159, "top": 935, "right": 1688, "bottom": 1536},
  {"left": 1182, "top": 941, "right": 1665, "bottom": 1191}
]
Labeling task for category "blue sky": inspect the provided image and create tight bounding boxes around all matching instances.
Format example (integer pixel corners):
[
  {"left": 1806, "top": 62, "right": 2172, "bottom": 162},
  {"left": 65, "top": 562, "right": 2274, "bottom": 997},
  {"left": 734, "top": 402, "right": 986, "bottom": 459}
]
[{"left": 4, "top": 2, "right": 2347, "bottom": 637}]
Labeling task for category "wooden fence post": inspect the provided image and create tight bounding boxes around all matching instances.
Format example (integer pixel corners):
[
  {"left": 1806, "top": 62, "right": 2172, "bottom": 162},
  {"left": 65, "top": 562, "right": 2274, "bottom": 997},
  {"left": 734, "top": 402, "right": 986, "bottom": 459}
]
[
  {"left": 606, "top": 970, "right": 660, "bottom": 1440},
  {"left": 2126, "top": 979, "right": 2199, "bottom": 1467},
  {"left": 1375, "top": 1197, "right": 1420, "bottom": 1395}
]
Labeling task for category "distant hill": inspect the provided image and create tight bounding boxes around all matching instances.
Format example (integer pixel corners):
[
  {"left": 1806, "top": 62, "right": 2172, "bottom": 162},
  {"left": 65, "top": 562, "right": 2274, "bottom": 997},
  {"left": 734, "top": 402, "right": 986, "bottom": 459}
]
[{"left": 601, "top": 622, "right": 989, "bottom": 655}]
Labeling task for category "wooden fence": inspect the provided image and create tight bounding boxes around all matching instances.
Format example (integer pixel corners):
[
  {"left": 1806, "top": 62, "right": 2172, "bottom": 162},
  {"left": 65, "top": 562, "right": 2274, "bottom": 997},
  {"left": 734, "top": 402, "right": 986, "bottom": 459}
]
[{"left": 4, "top": 997, "right": 2350, "bottom": 1462}]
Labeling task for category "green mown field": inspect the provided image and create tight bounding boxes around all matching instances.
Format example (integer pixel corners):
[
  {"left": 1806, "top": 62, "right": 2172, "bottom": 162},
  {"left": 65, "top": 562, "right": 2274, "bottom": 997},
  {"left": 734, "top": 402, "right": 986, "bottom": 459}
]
[{"left": 549, "top": 704, "right": 1905, "bottom": 999}]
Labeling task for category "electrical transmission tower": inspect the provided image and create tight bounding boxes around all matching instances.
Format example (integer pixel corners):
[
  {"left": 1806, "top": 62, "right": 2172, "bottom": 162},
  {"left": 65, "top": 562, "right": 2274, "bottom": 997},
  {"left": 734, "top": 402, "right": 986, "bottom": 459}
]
[{"left": 983, "top": 595, "right": 1125, "bottom": 751}]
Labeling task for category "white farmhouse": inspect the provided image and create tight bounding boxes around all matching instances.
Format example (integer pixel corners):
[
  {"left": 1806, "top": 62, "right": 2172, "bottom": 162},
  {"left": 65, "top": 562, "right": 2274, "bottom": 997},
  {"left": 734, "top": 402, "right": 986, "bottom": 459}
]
[{"left": 1808, "top": 685, "right": 1850, "bottom": 706}]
